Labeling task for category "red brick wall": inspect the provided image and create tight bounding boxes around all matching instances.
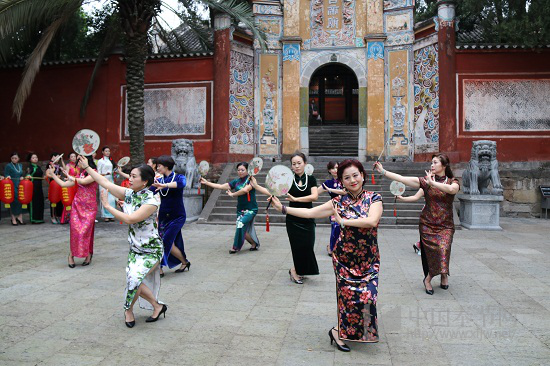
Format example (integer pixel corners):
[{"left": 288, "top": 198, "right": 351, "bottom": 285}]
[{"left": 0, "top": 54, "right": 214, "bottom": 163}]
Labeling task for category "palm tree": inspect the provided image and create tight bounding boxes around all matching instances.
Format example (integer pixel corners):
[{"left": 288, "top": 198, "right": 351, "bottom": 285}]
[{"left": 0, "top": 0, "right": 263, "bottom": 164}]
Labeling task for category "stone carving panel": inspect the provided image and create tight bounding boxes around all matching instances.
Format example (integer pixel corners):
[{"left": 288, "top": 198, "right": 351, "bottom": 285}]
[
  {"left": 383, "top": 0, "right": 413, "bottom": 10},
  {"left": 124, "top": 85, "right": 207, "bottom": 137},
  {"left": 258, "top": 54, "right": 280, "bottom": 156},
  {"left": 464, "top": 80, "right": 550, "bottom": 131},
  {"left": 309, "top": 0, "right": 357, "bottom": 48},
  {"left": 386, "top": 48, "right": 411, "bottom": 157},
  {"left": 229, "top": 50, "right": 254, "bottom": 154},
  {"left": 255, "top": 16, "right": 283, "bottom": 50},
  {"left": 413, "top": 44, "right": 439, "bottom": 153}
]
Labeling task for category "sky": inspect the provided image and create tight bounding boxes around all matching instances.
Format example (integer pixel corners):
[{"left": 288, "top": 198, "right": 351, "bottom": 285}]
[{"left": 82, "top": 0, "right": 186, "bottom": 30}]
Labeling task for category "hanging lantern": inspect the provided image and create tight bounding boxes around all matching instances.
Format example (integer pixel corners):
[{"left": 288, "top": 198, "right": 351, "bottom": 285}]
[
  {"left": 48, "top": 180, "right": 62, "bottom": 207},
  {"left": 61, "top": 185, "right": 77, "bottom": 211},
  {"left": 18, "top": 179, "right": 33, "bottom": 209},
  {"left": 0, "top": 178, "right": 15, "bottom": 208}
]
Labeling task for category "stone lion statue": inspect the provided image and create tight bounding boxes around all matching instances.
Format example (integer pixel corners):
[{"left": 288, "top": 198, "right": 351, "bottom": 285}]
[
  {"left": 171, "top": 139, "right": 200, "bottom": 190},
  {"left": 462, "top": 140, "right": 503, "bottom": 195}
]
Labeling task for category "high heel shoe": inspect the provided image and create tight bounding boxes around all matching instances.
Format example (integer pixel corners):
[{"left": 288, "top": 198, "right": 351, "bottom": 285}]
[
  {"left": 175, "top": 261, "right": 191, "bottom": 273},
  {"left": 413, "top": 243, "right": 420, "bottom": 254},
  {"left": 289, "top": 269, "right": 303, "bottom": 285},
  {"left": 146, "top": 304, "right": 167, "bottom": 322},
  {"left": 82, "top": 254, "right": 93, "bottom": 266},
  {"left": 328, "top": 328, "right": 350, "bottom": 352},
  {"left": 124, "top": 311, "right": 135, "bottom": 328},
  {"left": 16, "top": 218, "right": 26, "bottom": 225},
  {"left": 440, "top": 275, "right": 449, "bottom": 289},
  {"left": 68, "top": 255, "right": 75, "bottom": 268},
  {"left": 423, "top": 275, "right": 434, "bottom": 295}
]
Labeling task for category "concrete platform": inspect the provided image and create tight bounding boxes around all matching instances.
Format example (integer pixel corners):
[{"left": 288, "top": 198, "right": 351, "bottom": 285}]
[{"left": 0, "top": 216, "right": 549, "bottom": 365}]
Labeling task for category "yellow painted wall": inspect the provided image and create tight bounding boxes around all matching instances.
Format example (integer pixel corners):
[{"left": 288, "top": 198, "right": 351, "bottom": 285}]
[
  {"left": 259, "top": 54, "right": 280, "bottom": 156},
  {"left": 387, "top": 49, "right": 410, "bottom": 157},
  {"left": 367, "top": 52, "right": 385, "bottom": 156},
  {"left": 284, "top": 0, "right": 300, "bottom": 36},
  {"left": 282, "top": 54, "right": 301, "bottom": 154},
  {"left": 367, "top": 0, "right": 383, "bottom": 34}
]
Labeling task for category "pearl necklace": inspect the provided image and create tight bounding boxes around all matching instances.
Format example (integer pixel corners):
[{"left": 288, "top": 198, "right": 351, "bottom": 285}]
[
  {"left": 159, "top": 172, "right": 176, "bottom": 197},
  {"left": 293, "top": 173, "right": 308, "bottom": 192},
  {"left": 11, "top": 162, "right": 22, "bottom": 174}
]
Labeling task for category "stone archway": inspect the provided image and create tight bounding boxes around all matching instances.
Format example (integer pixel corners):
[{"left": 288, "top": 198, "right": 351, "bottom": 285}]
[{"left": 299, "top": 52, "right": 367, "bottom": 160}]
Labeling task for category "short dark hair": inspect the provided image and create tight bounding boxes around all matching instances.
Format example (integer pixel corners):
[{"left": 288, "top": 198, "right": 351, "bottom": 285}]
[
  {"left": 289, "top": 152, "right": 307, "bottom": 164},
  {"left": 337, "top": 159, "right": 366, "bottom": 183},
  {"left": 156, "top": 155, "right": 175, "bottom": 170},
  {"left": 50, "top": 152, "right": 59, "bottom": 160},
  {"left": 327, "top": 161, "right": 338, "bottom": 171},
  {"left": 236, "top": 162, "right": 249, "bottom": 170},
  {"left": 10, "top": 152, "right": 19, "bottom": 158},
  {"left": 27, "top": 152, "right": 37, "bottom": 162},
  {"left": 133, "top": 164, "right": 155, "bottom": 186}
]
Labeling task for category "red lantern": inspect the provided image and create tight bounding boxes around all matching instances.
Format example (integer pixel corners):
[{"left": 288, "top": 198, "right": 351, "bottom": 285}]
[
  {"left": 18, "top": 179, "right": 33, "bottom": 209},
  {"left": 48, "top": 180, "right": 62, "bottom": 207},
  {"left": 61, "top": 185, "right": 77, "bottom": 211},
  {"left": 0, "top": 178, "right": 15, "bottom": 208}
]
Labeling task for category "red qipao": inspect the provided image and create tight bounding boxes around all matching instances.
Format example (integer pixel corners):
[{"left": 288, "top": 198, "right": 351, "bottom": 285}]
[
  {"left": 332, "top": 190, "right": 382, "bottom": 343},
  {"left": 70, "top": 172, "right": 98, "bottom": 258},
  {"left": 418, "top": 176, "right": 459, "bottom": 277}
]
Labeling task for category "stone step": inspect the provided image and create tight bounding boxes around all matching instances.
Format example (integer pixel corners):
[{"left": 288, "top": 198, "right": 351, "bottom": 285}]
[{"left": 207, "top": 213, "right": 420, "bottom": 225}]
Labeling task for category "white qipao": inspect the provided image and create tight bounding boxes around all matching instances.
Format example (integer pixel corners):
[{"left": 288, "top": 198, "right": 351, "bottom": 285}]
[{"left": 97, "top": 157, "right": 116, "bottom": 218}]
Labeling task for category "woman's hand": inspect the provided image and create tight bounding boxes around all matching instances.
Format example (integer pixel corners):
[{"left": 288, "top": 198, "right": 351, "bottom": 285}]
[
  {"left": 100, "top": 190, "right": 110, "bottom": 208},
  {"left": 396, "top": 195, "right": 404, "bottom": 201},
  {"left": 45, "top": 168, "right": 54, "bottom": 178},
  {"left": 77, "top": 155, "right": 89, "bottom": 169},
  {"left": 200, "top": 177, "right": 208, "bottom": 185},
  {"left": 332, "top": 202, "right": 343, "bottom": 225},
  {"left": 268, "top": 196, "right": 283, "bottom": 212},
  {"left": 373, "top": 161, "right": 384, "bottom": 173},
  {"left": 425, "top": 170, "right": 434, "bottom": 186},
  {"left": 151, "top": 179, "right": 167, "bottom": 191},
  {"left": 286, "top": 194, "right": 297, "bottom": 202},
  {"left": 226, "top": 190, "right": 234, "bottom": 197}
]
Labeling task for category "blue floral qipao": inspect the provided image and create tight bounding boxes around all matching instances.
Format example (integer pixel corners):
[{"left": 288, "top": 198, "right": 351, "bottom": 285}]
[
  {"left": 228, "top": 176, "right": 259, "bottom": 251},
  {"left": 324, "top": 178, "right": 343, "bottom": 252},
  {"left": 122, "top": 188, "right": 164, "bottom": 310},
  {"left": 332, "top": 190, "right": 382, "bottom": 343},
  {"left": 156, "top": 172, "right": 188, "bottom": 268}
]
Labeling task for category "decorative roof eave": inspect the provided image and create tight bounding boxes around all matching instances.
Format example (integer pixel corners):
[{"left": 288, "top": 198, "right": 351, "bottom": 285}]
[
  {"left": 456, "top": 44, "right": 550, "bottom": 50},
  {"left": 0, "top": 57, "right": 101, "bottom": 69},
  {"left": 145, "top": 52, "right": 214, "bottom": 60}
]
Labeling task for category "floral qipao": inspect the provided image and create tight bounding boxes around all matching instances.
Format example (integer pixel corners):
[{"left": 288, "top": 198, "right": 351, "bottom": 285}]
[
  {"left": 229, "top": 177, "right": 259, "bottom": 251},
  {"left": 122, "top": 188, "right": 164, "bottom": 310},
  {"left": 324, "top": 178, "right": 343, "bottom": 252},
  {"left": 332, "top": 191, "right": 382, "bottom": 343},
  {"left": 418, "top": 176, "right": 460, "bottom": 277},
  {"left": 69, "top": 173, "right": 98, "bottom": 258}
]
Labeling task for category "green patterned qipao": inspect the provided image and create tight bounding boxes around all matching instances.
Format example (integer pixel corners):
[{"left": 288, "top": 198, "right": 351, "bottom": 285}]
[{"left": 122, "top": 188, "right": 164, "bottom": 310}]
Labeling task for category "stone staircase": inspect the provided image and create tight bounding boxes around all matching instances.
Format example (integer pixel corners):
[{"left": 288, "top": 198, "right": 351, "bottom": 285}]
[
  {"left": 199, "top": 161, "right": 430, "bottom": 229},
  {"left": 309, "top": 125, "right": 358, "bottom": 156}
]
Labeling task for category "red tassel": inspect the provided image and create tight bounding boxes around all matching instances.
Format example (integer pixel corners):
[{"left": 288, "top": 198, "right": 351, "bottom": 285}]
[
  {"left": 247, "top": 192, "right": 250, "bottom": 201},
  {"left": 198, "top": 186, "right": 201, "bottom": 195},
  {"left": 393, "top": 207, "right": 397, "bottom": 217},
  {"left": 266, "top": 213, "right": 270, "bottom": 232},
  {"left": 371, "top": 173, "right": 376, "bottom": 184}
]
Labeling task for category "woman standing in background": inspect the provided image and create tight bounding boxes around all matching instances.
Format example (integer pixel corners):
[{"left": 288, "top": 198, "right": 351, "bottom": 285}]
[{"left": 26, "top": 152, "right": 45, "bottom": 224}]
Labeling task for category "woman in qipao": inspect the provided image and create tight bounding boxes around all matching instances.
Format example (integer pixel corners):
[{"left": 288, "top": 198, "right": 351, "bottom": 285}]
[
  {"left": 269, "top": 159, "right": 383, "bottom": 352},
  {"left": 317, "top": 161, "right": 346, "bottom": 256},
  {"left": 375, "top": 153, "right": 459, "bottom": 294},
  {"left": 26, "top": 153, "right": 45, "bottom": 224},
  {"left": 152, "top": 155, "right": 190, "bottom": 276},
  {"left": 79, "top": 156, "right": 167, "bottom": 328},
  {"left": 201, "top": 162, "right": 260, "bottom": 254},
  {"left": 46, "top": 156, "right": 97, "bottom": 267},
  {"left": 4, "top": 152, "right": 25, "bottom": 225},
  {"left": 97, "top": 146, "right": 117, "bottom": 222}
]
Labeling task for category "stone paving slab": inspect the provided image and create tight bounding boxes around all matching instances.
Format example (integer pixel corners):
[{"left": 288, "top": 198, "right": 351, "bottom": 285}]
[{"left": 0, "top": 217, "right": 549, "bottom": 365}]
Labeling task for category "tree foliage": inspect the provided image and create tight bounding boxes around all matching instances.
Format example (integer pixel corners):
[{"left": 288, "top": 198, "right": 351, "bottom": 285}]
[{"left": 415, "top": 0, "right": 550, "bottom": 47}]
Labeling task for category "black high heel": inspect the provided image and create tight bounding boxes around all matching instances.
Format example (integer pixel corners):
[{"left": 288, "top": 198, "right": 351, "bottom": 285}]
[
  {"left": 440, "top": 274, "right": 449, "bottom": 289},
  {"left": 175, "top": 261, "right": 191, "bottom": 273},
  {"left": 82, "top": 254, "right": 92, "bottom": 266},
  {"left": 68, "top": 255, "right": 75, "bottom": 268},
  {"left": 328, "top": 328, "right": 350, "bottom": 352},
  {"left": 16, "top": 218, "right": 26, "bottom": 225},
  {"left": 146, "top": 304, "right": 167, "bottom": 322},
  {"left": 413, "top": 243, "right": 420, "bottom": 254},
  {"left": 125, "top": 311, "right": 135, "bottom": 328},
  {"left": 424, "top": 275, "right": 434, "bottom": 295},
  {"left": 289, "top": 269, "right": 303, "bottom": 284}
]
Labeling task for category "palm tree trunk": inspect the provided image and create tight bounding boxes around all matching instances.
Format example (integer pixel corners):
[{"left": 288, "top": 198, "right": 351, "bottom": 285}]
[{"left": 125, "top": 31, "right": 148, "bottom": 165}]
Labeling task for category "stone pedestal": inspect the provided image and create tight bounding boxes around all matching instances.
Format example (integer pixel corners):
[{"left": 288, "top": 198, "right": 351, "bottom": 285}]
[
  {"left": 183, "top": 191, "right": 204, "bottom": 223},
  {"left": 458, "top": 194, "right": 503, "bottom": 230}
]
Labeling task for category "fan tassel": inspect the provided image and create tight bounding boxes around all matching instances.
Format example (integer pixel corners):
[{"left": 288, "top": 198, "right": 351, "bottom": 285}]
[
  {"left": 266, "top": 213, "right": 270, "bottom": 232},
  {"left": 371, "top": 173, "right": 376, "bottom": 185}
]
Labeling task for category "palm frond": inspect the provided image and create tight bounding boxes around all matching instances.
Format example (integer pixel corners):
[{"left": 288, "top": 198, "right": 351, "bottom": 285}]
[
  {"left": 197, "top": 0, "right": 266, "bottom": 50},
  {"left": 12, "top": 1, "right": 80, "bottom": 121},
  {"left": 80, "top": 15, "right": 120, "bottom": 118},
  {"left": 154, "top": 14, "right": 212, "bottom": 53}
]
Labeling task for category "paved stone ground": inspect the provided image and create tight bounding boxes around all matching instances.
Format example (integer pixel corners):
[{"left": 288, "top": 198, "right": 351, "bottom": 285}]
[{"left": 0, "top": 216, "right": 549, "bottom": 366}]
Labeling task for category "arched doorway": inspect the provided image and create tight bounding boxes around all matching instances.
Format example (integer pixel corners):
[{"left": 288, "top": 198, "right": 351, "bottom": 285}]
[
  {"left": 308, "top": 63, "right": 359, "bottom": 156},
  {"left": 308, "top": 64, "right": 359, "bottom": 126}
]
